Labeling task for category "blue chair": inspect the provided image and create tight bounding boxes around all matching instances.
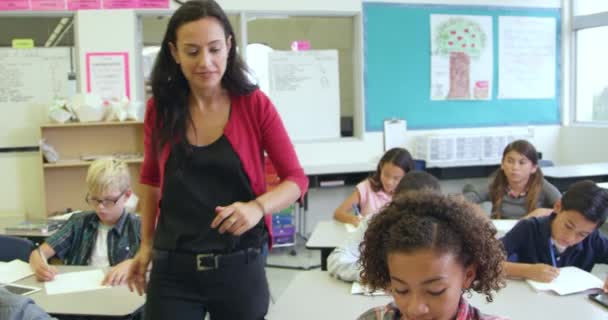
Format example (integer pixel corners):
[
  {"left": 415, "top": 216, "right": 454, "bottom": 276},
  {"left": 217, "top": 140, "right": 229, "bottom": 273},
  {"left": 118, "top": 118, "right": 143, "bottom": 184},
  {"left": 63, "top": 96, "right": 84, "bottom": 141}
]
[{"left": 0, "top": 235, "right": 34, "bottom": 262}]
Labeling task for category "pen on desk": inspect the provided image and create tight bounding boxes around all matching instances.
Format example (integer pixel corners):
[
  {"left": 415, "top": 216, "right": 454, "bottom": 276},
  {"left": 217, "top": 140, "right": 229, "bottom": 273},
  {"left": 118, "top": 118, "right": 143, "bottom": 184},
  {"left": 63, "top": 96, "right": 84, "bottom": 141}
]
[
  {"left": 352, "top": 204, "right": 361, "bottom": 217},
  {"left": 38, "top": 247, "right": 49, "bottom": 268}
]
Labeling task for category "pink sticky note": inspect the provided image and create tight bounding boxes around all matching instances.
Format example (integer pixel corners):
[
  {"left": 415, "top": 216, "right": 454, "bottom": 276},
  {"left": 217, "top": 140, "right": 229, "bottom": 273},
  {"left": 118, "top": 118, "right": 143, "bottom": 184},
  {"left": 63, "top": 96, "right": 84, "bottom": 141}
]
[
  {"left": 31, "top": 0, "right": 67, "bottom": 10},
  {"left": 103, "top": 0, "right": 138, "bottom": 9},
  {"left": 0, "top": 0, "right": 30, "bottom": 10},
  {"left": 67, "top": 0, "right": 101, "bottom": 10},
  {"left": 139, "top": 0, "right": 168, "bottom": 8}
]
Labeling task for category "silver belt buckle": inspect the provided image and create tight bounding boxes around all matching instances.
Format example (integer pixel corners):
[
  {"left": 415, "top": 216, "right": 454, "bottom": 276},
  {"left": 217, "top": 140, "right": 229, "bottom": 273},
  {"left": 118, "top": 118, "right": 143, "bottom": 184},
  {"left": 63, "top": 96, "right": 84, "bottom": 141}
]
[{"left": 196, "top": 253, "right": 218, "bottom": 271}]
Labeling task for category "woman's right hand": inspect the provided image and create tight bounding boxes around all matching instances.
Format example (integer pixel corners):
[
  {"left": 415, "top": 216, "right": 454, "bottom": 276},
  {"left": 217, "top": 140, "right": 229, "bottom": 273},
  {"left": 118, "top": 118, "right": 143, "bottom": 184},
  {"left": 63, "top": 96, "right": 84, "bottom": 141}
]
[{"left": 127, "top": 245, "right": 153, "bottom": 295}]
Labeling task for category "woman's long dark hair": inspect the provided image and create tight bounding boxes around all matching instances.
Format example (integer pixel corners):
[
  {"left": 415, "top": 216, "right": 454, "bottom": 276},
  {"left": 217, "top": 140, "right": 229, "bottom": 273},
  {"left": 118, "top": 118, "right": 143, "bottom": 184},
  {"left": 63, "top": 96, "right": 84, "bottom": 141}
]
[{"left": 151, "top": 0, "right": 257, "bottom": 148}]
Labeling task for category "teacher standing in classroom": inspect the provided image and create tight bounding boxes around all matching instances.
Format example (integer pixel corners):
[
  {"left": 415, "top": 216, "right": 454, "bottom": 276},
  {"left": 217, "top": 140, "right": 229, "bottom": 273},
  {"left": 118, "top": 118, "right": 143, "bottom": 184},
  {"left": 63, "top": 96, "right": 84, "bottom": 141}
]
[{"left": 126, "top": 1, "right": 308, "bottom": 319}]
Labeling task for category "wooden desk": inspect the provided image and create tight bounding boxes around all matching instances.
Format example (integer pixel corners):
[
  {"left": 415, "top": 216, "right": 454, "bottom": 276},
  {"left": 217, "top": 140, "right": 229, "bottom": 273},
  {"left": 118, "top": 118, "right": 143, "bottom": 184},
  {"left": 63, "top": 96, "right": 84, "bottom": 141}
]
[
  {"left": 306, "top": 220, "right": 352, "bottom": 271},
  {"left": 16, "top": 265, "right": 145, "bottom": 317},
  {"left": 544, "top": 163, "right": 608, "bottom": 192},
  {"left": 268, "top": 269, "right": 608, "bottom": 320},
  {"left": 306, "top": 219, "right": 516, "bottom": 271}
]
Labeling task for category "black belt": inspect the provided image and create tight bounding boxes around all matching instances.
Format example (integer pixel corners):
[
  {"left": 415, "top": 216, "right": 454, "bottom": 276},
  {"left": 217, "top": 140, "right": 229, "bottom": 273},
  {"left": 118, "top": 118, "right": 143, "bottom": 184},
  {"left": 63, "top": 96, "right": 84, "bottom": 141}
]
[{"left": 154, "top": 248, "right": 261, "bottom": 272}]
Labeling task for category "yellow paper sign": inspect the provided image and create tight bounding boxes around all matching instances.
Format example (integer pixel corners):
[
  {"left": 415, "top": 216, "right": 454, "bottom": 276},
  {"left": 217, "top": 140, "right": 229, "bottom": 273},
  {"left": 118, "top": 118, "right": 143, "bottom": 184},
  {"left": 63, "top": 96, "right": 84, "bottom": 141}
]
[{"left": 12, "top": 39, "right": 34, "bottom": 49}]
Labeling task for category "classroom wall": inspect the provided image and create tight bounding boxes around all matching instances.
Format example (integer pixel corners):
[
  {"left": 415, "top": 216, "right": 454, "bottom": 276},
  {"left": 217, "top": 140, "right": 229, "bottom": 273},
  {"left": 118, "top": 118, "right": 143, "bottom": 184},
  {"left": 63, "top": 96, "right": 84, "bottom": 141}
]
[
  {"left": 174, "top": 0, "right": 361, "bottom": 12},
  {"left": 247, "top": 17, "right": 356, "bottom": 117},
  {"left": 75, "top": 10, "right": 143, "bottom": 104},
  {"left": 0, "top": 153, "right": 45, "bottom": 218},
  {"left": 0, "top": 0, "right": 581, "bottom": 219},
  {"left": 296, "top": 0, "right": 563, "bottom": 169},
  {"left": 557, "top": 127, "right": 608, "bottom": 165},
  {"left": 295, "top": 126, "right": 562, "bottom": 169}
]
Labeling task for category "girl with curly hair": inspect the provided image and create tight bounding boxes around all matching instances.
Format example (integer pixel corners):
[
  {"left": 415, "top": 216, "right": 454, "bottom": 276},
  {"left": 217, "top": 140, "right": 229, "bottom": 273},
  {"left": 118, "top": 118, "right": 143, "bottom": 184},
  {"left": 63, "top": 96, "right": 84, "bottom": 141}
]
[{"left": 358, "top": 191, "right": 506, "bottom": 320}]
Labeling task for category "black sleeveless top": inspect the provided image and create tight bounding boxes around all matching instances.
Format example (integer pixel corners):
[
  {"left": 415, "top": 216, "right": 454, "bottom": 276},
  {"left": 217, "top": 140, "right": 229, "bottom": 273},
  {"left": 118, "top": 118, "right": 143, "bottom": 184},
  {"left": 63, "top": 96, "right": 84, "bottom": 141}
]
[{"left": 154, "top": 135, "right": 267, "bottom": 253}]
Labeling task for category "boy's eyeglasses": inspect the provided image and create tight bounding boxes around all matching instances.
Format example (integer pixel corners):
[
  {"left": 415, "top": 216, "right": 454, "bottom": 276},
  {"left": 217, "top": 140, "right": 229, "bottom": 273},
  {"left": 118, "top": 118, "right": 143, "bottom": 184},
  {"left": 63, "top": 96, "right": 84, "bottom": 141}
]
[{"left": 85, "top": 190, "right": 126, "bottom": 208}]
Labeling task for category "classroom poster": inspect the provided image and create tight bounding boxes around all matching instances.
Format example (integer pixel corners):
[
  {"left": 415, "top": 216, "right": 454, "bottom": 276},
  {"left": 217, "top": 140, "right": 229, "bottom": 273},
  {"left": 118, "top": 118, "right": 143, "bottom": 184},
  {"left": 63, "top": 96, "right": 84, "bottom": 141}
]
[
  {"left": 0, "top": 0, "right": 30, "bottom": 10},
  {"left": 430, "top": 14, "right": 493, "bottom": 101},
  {"left": 67, "top": 0, "right": 100, "bottom": 10},
  {"left": 498, "top": 16, "right": 556, "bottom": 99},
  {"left": 30, "top": 0, "right": 66, "bottom": 10},
  {"left": 85, "top": 52, "right": 130, "bottom": 102}
]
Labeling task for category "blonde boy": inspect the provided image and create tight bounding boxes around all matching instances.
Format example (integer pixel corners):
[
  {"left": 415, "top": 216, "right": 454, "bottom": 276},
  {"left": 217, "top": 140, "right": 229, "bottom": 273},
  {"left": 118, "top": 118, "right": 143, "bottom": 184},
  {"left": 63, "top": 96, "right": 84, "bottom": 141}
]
[{"left": 29, "top": 159, "right": 141, "bottom": 286}]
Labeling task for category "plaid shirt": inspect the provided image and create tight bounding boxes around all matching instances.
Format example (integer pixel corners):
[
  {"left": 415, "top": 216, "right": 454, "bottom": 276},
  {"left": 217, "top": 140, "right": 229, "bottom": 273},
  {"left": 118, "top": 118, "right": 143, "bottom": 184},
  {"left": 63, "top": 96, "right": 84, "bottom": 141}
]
[
  {"left": 45, "top": 211, "right": 141, "bottom": 266},
  {"left": 357, "top": 298, "right": 508, "bottom": 320}
]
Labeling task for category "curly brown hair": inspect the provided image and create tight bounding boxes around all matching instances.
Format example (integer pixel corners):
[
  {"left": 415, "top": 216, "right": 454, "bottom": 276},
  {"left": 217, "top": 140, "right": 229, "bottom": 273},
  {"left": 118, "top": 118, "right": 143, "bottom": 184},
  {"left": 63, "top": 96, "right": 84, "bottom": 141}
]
[{"left": 359, "top": 191, "right": 506, "bottom": 302}]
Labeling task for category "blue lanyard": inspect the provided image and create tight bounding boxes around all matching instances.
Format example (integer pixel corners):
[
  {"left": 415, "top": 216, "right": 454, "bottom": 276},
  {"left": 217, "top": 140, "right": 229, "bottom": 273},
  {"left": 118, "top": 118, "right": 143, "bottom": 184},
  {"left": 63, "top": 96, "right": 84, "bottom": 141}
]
[{"left": 549, "top": 239, "right": 558, "bottom": 267}]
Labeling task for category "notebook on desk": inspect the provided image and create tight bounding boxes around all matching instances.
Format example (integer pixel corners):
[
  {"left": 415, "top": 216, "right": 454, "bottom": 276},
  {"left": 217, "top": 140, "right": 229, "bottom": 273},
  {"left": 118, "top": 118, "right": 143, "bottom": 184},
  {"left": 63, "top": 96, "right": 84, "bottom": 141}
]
[
  {"left": 0, "top": 260, "right": 34, "bottom": 284},
  {"left": 526, "top": 266, "right": 604, "bottom": 295}
]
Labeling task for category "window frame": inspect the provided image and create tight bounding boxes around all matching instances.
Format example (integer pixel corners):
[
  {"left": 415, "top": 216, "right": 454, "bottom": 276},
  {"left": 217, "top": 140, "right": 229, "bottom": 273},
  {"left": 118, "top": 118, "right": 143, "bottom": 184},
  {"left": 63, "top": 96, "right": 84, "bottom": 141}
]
[{"left": 571, "top": 1, "right": 608, "bottom": 126}]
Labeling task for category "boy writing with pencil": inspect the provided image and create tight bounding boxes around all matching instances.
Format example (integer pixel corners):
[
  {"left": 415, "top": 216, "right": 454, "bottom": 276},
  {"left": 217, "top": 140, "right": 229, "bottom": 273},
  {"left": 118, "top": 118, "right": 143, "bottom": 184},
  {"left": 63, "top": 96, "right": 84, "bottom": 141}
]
[
  {"left": 501, "top": 180, "right": 608, "bottom": 290},
  {"left": 28, "top": 159, "right": 141, "bottom": 286}
]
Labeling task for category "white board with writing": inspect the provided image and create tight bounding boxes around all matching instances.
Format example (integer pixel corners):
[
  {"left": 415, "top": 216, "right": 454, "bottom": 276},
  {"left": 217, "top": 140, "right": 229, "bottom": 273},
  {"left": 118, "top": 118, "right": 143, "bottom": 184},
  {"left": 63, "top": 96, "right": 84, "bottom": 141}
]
[
  {"left": 268, "top": 50, "right": 340, "bottom": 141},
  {"left": 0, "top": 47, "right": 71, "bottom": 147}
]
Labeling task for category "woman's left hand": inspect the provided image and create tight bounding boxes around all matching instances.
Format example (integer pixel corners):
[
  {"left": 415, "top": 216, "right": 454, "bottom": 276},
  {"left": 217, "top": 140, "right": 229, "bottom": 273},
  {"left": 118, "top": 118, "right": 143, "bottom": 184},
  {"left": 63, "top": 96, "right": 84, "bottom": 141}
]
[{"left": 211, "top": 201, "right": 264, "bottom": 236}]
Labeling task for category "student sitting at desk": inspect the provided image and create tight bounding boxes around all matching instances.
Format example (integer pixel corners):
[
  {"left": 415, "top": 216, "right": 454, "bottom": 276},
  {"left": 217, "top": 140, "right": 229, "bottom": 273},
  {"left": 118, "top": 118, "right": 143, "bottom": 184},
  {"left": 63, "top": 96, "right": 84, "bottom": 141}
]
[
  {"left": 501, "top": 180, "right": 608, "bottom": 288},
  {"left": 334, "top": 148, "right": 414, "bottom": 227},
  {"left": 328, "top": 171, "right": 441, "bottom": 282},
  {"left": 463, "top": 139, "right": 560, "bottom": 219},
  {"left": 28, "top": 159, "right": 141, "bottom": 286},
  {"left": 358, "top": 192, "right": 506, "bottom": 320}
]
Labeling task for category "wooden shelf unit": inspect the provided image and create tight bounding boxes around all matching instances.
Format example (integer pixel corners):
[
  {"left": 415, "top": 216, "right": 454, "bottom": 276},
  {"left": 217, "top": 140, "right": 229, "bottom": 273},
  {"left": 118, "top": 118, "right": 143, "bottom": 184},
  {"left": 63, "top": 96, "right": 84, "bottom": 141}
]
[{"left": 40, "top": 121, "right": 144, "bottom": 215}]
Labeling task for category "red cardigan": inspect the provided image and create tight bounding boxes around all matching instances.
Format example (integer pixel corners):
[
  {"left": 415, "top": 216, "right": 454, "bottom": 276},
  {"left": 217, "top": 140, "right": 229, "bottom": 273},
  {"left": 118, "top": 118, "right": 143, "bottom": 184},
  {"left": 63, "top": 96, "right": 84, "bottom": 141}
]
[{"left": 140, "top": 89, "right": 309, "bottom": 247}]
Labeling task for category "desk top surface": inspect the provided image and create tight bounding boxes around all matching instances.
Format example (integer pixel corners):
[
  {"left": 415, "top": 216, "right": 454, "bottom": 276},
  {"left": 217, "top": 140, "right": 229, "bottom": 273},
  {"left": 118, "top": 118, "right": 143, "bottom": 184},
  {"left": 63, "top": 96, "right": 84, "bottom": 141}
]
[
  {"left": 16, "top": 265, "right": 145, "bottom": 316},
  {"left": 543, "top": 162, "right": 608, "bottom": 179},
  {"left": 268, "top": 270, "right": 608, "bottom": 320},
  {"left": 306, "top": 220, "right": 352, "bottom": 249},
  {"left": 306, "top": 219, "right": 516, "bottom": 250}
]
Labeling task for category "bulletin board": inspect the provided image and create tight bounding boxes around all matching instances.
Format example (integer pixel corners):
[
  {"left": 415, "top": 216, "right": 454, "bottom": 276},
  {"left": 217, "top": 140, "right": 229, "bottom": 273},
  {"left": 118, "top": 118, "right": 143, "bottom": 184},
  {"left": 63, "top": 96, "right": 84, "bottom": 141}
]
[{"left": 363, "top": 3, "right": 561, "bottom": 131}]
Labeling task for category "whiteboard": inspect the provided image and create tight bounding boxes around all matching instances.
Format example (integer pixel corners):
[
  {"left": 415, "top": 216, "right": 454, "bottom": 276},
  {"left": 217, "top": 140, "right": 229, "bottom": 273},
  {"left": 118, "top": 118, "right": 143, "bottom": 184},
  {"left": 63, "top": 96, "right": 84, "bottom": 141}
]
[
  {"left": 268, "top": 50, "right": 341, "bottom": 141},
  {"left": 0, "top": 47, "right": 71, "bottom": 148}
]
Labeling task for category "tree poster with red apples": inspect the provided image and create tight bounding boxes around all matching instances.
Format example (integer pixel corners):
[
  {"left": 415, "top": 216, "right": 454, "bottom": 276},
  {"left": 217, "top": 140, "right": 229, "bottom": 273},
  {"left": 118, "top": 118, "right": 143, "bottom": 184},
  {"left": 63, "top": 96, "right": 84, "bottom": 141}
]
[{"left": 430, "top": 15, "right": 493, "bottom": 101}]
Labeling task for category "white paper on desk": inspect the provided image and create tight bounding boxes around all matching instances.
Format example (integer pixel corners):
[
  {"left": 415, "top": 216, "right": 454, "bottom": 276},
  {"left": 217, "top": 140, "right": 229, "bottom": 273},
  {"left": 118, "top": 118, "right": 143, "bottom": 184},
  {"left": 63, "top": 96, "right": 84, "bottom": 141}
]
[
  {"left": 351, "top": 282, "right": 388, "bottom": 296},
  {"left": 344, "top": 224, "right": 357, "bottom": 233},
  {"left": 45, "top": 269, "right": 109, "bottom": 295},
  {"left": 526, "top": 266, "right": 603, "bottom": 295},
  {"left": 492, "top": 219, "right": 518, "bottom": 234},
  {"left": 0, "top": 260, "right": 34, "bottom": 284}
]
